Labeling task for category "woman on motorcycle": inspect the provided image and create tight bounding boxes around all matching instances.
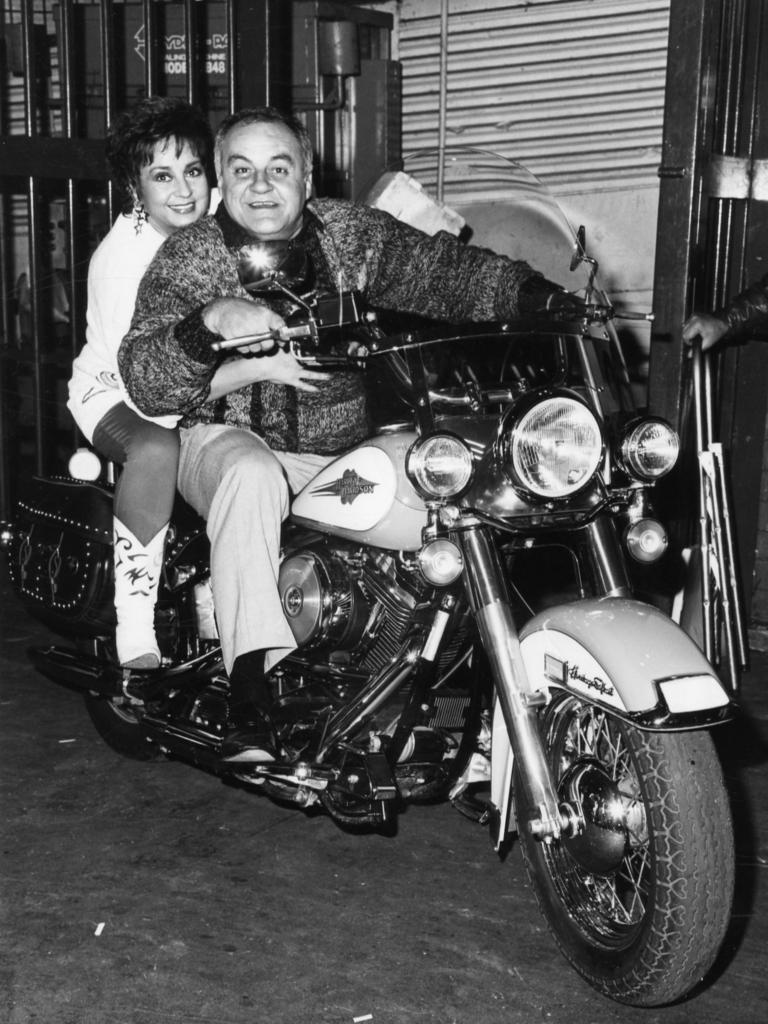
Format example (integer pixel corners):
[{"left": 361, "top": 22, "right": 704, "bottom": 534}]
[
  {"left": 67, "top": 98, "right": 327, "bottom": 669},
  {"left": 68, "top": 96, "right": 214, "bottom": 669}
]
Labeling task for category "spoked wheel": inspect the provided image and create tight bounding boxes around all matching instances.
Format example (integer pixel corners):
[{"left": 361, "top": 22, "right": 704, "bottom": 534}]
[
  {"left": 516, "top": 692, "right": 734, "bottom": 1007},
  {"left": 83, "top": 693, "right": 161, "bottom": 761}
]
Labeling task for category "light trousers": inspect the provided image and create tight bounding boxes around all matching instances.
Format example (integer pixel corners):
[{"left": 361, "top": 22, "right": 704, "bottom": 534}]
[{"left": 178, "top": 423, "right": 331, "bottom": 674}]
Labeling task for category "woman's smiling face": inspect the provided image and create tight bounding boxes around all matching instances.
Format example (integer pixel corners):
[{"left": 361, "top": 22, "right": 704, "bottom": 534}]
[{"left": 137, "top": 138, "right": 210, "bottom": 237}]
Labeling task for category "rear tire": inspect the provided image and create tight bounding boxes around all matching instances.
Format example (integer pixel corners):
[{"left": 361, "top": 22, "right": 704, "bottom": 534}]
[
  {"left": 84, "top": 693, "right": 161, "bottom": 761},
  {"left": 516, "top": 693, "right": 734, "bottom": 1007}
]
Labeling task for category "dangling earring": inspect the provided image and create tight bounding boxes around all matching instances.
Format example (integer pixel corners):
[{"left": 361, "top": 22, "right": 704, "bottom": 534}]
[{"left": 131, "top": 193, "right": 146, "bottom": 235}]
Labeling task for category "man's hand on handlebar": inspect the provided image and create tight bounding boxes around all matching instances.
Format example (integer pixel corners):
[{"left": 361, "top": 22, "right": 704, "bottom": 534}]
[
  {"left": 203, "top": 297, "right": 285, "bottom": 355},
  {"left": 544, "top": 291, "right": 615, "bottom": 322},
  {"left": 545, "top": 290, "right": 588, "bottom": 316}
]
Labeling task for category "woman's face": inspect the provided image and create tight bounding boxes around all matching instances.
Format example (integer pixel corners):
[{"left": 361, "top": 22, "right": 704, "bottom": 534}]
[{"left": 136, "top": 138, "right": 210, "bottom": 237}]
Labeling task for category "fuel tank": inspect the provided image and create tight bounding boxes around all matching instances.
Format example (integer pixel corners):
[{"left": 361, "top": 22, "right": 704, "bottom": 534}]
[{"left": 291, "top": 428, "right": 428, "bottom": 550}]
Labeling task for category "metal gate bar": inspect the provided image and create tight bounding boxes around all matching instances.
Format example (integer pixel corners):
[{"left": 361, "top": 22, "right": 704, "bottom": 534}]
[
  {"left": 1, "top": 0, "right": 372, "bottom": 521},
  {"left": 0, "top": 0, "right": 282, "bottom": 520}
]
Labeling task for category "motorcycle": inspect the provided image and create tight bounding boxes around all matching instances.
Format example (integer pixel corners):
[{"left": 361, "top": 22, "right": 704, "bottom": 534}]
[{"left": 2, "top": 154, "right": 735, "bottom": 1007}]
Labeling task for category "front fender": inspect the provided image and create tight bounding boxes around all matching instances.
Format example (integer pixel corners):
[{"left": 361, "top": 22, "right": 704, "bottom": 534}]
[
  {"left": 489, "top": 596, "right": 733, "bottom": 849},
  {"left": 519, "top": 597, "right": 733, "bottom": 729}
]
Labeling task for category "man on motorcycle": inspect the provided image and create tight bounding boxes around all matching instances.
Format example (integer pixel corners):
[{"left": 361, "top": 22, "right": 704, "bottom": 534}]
[{"left": 118, "top": 106, "right": 574, "bottom": 761}]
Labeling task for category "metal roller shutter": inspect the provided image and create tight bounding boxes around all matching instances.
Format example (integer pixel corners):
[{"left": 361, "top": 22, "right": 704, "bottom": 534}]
[
  {"left": 392, "top": 0, "right": 671, "bottom": 197},
  {"left": 360, "top": 0, "right": 671, "bottom": 373}
]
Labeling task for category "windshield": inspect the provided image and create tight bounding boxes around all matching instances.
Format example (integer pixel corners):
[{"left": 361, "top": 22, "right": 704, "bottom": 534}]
[
  {"left": 400, "top": 147, "right": 591, "bottom": 293},
  {"left": 367, "top": 149, "right": 636, "bottom": 420}
]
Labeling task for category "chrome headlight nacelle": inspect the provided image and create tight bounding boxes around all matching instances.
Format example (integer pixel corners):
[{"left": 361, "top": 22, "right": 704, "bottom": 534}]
[
  {"left": 498, "top": 392, "right": 604, "bottom": 500},
  {"left": 406, "top": 432, "right": 474, "bottom": 499},
  {"left": 617, "top": 418, "right": 679, "bottom": 481}
]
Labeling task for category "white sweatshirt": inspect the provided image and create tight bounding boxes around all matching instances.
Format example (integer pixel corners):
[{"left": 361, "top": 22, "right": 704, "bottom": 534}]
[{"left": 67, "top": 213, "right": 180, "bottom": 442}]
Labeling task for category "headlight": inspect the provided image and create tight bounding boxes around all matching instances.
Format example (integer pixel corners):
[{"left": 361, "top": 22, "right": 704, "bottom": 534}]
[
  {"left": 502, "top": 395, "right": 603, "bottom": 499},
  {"left": 619, "top": 418, "right": 679, "bottom": 481},
  {"left": 407, "top": 433, "right": 474, "bottom": 498}
]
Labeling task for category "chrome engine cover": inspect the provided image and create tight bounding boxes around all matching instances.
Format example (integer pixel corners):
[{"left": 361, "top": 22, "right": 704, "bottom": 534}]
[{"left": 278, "top": 545, "right": 368, "bottom": 649}]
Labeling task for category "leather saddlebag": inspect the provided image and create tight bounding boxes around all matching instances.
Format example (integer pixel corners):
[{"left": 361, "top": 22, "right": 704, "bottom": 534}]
[{"left": 6, "top": 476, "right": 115, "bottom": 635}]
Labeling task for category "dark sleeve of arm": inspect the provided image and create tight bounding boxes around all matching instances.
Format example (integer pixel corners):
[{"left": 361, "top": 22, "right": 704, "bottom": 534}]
[
  {"left": 721, "top": 272, "right": 768, "bottom": 334},
  {"left": 350, "top": 207, "right": 565, "bottom": 321},
  {"left": 118, "top": 236, "right": 223, "bottom": 417}
]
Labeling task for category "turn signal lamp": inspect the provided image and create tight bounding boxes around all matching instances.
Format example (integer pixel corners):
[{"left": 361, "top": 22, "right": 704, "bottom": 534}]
[
  {"left": 625, "top": 518, "right": 668, "bottom": 563},
  {"left": 418, "top": 538, "right": 464, "bottom": 585}
]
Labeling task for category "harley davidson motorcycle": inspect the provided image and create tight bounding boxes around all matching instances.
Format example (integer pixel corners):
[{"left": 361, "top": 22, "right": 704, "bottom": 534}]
[{"left": 2, "top": 154, "right": 735, "bottom": 1007}]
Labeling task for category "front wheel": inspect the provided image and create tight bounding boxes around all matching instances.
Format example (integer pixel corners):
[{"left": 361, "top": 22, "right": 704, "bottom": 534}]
[{"left": 515, "top": 693, "right": 734, "bottom": 1007}]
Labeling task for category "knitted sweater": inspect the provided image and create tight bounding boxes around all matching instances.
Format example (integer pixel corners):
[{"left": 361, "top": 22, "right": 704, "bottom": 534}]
[{"left": 119, "top": 199, "right": 552, "bottom": 455}]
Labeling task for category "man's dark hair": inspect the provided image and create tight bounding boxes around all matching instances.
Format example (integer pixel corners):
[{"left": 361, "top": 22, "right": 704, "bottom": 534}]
[
  {"left": 214, "top": 107, "right": 314, "bottom": 180},
  {"left": 107, "top": 96, "right": 213, "bottom": 210}
]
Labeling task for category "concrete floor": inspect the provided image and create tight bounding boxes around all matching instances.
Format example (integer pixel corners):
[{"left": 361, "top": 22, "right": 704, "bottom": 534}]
[{"left": 2, "top": 565, "right": 768, "bottom": 1024}]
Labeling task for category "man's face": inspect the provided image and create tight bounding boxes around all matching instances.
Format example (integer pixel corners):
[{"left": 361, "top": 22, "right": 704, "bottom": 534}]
[{"left": 217, "top": 121, "right": 311, "bottom": 239}]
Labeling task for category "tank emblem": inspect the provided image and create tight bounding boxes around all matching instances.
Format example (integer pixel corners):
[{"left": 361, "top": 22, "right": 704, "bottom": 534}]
[{"left": 310, "top": 468, "right": 377, "bottom": 505}]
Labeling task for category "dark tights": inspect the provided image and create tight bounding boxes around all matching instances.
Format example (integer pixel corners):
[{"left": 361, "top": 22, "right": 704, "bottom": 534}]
[{"left": 92, "top": 402, "right": 179, "bottom": 545}]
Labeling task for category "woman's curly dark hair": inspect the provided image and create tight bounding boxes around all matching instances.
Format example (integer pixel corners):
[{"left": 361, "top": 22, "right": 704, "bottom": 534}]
[{"left": 106, "top": 96, "right": 213, "bottom": 212}]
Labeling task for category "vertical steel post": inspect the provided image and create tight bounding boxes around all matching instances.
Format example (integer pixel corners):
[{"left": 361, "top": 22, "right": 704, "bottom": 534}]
[
  {"left": 59, "top": 0, "right": 77, "bottom": 356},
  {"left": 232, "top": 0, "right": 293, "bottom": 111},
  {"left": 142, "top": 0, "right": 156, "bottom": 98},
  {"left": 184, "top": 0, "right": 197, "bottom": 107},
  {"left": 100, "top": 0, "right": 115, "bottom": 222},
  {"left": 21, "top": 2, "right": 46, "bottom": 476},
  {"left": 225, "top": 0, "right": 237, "bottom": 112},
  {"left": 716, "top": 0, "right": 768, "bottom": 625},
  {"left": 647, "top": 0, "right": 717, "bottom": 427},
  {"left": 0, "top": 2, "right": 10, "bottom": 517},
  {"left": 59, "top": 0, "right": 82, "bottom": 453},
  {"left": 708, "top": 2, "right": 748, "bottom": 316}
]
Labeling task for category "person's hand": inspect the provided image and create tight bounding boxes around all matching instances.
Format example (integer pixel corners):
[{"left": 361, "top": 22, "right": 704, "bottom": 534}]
[
  {"left": 203, "top": 297, "right": 284, "bottom": 354},
  {"left": 545, "top": 290, "right": 588, "bottom": 317},
  {"left": 209, "top": 348, "right": 329, "bottom": 400},
  {"left": 681, "top": 313, "right": 729, "bottom": 352},
  {"left": 260, "top": 348, "right": 330, "bottom": 392},
  {"left": 346, "top": 340, "right": 369, "bottom": 358}
]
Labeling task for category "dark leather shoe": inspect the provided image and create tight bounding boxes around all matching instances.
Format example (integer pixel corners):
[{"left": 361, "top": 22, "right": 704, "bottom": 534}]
[{"left": 220, "top": 715, "right": 276, "bottom": 764}]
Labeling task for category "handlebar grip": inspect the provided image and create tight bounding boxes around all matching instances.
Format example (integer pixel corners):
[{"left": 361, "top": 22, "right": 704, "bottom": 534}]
[
  {"left": 614, "top": 310, "right": 655, "bottom": 322},
  {"left": 545, "top": 293, "right": 618, "bottom": 323},
  {"left": 211, "top": 330, "right": 277, "bottom": 353}
]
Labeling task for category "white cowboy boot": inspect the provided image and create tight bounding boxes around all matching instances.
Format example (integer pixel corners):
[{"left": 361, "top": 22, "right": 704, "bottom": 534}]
[{"left": 113, "top": 517, "right": 167, "bottom": 669}]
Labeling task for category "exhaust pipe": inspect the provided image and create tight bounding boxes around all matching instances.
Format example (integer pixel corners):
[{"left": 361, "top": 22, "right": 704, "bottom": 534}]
[
  {"left": 28, "top": 644, "right": 224, "bottom": 700},
  {"left": 28, "top": 645, "right": 124, "bottom": 697}
]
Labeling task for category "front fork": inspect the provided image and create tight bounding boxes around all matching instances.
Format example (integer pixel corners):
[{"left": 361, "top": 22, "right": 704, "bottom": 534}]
[
  {"left": 581, "top": 515, "right": 632, "bottom": 598},
  {"left": 458, "top": 527, "right": 574, "bottom": 842}
]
